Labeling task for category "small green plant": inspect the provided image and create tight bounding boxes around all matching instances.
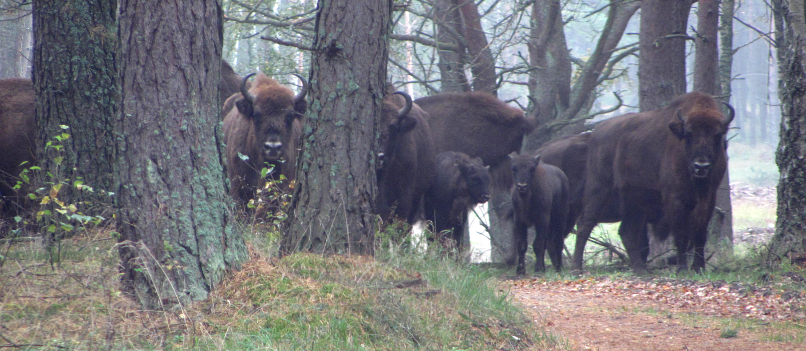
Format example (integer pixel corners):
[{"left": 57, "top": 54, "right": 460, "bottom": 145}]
[{"left": 720, "top": 328, "right": 738, "bottom": 338}]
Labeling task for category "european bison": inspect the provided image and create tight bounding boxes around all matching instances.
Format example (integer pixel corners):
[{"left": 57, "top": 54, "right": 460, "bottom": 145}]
[
  {"left": 536, "top": 132, "right": 623, "bottom": 270},
  {"left": 576, "top": 92, "right": 734, "bottom": 273},
  {"left": 376, "top": 91, "right": 436, "bottom": 224},
  {"left": 423, "top": 151, "right": 491, "bottom": 248},
  {"left": 0, "top": 78, "right": 34, "bottom": 215},
  {"left": 220, "top": 60, "right": 243, "bottom": 111},
  {"left": 509, "top": 152, "right": 570, "bottom": 274},
  {"left": 415, "top": 92, "right": 535, "bottom": 263},
  {"left": 223, "top": 72, "right": 308, "bottom": 203}
]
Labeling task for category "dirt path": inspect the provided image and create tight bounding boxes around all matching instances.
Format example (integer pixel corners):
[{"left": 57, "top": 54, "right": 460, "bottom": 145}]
[{"left": 506, "top": 277, "right": 806, "bottom": 351}]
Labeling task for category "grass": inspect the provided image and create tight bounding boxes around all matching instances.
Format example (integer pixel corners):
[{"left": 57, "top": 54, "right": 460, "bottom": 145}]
[
  {"left": 0, "top": 225, "right": 557, "bottom": 350},
  {"left": 728, "top": 142, "right": 779, "bottom": 188}
]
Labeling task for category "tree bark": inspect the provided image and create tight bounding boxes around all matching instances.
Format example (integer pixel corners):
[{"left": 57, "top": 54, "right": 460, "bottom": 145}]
[
  {"left": 32, "top": 0, "right": 117, "bottom": 214},
  {"left": 639, "top": 0, "right": 692, "bottom": 111},
  {"left": 116, "top": 0, "right": 246, "bottom": 310},
  {"left": 280, "top": 0, "right": 392, "bottom": 256},
  {"left": 434, "top": 0, "right": 470, "bottom": 93},
  {"left": 454, "top": 0, "right": 496, "bottom": 94},
  {"left": 770, "top": 0, "right": 806, "bottom": 261}
]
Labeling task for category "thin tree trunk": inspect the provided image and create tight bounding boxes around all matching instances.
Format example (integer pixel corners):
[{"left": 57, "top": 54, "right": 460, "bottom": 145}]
[
  {"left": 32, "top": 0, "right": 117, "bottom": 217},
  {"left": 116, "top": 0, "right": 246, "bottom": 309},
  {"left": 281, "top": 0, "right": 393, "bottom": 256}
]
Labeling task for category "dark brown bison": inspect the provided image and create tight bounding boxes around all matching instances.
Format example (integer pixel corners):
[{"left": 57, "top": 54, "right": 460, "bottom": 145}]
[
  {"left": 0, "top": 78, "right": 34, "bottom": 215},
  {"left": 415, "top": 92, "right": 535, "bottom": 263},
  {"left": 536, "top": 132, "right": 624, "bottom": 270},
  {"left": 223, "top": 72, "right": 308, "bottom": 203},
  {"left": 376, "top": 91, "right": 436, "bottom": 224},
  {"left": 509, "top": 152, "right": 570, "bottom": 274},
  {"left": 423, "top": 151, "right": 490, "bottom": 248},
  {"left": 220, "top": 60, "right": 242, "bottom": 109},
  {"left": 576, "top": 92, "right": 734, "bottom": 273}
]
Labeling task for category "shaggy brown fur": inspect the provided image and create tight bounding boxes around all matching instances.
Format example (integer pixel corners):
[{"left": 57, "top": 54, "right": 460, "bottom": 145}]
[
  {"left": 575, "top": 92, "right": 733, "bottom": 273},
  {"left": 0, "top": 78, "right": 34, "bottom": 216}
]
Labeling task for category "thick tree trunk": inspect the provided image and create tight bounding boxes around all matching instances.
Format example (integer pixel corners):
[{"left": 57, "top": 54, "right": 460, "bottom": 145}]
[
  {"left": 434, "top": 0, "right": 470, "bottom": 93},
  {"left": 454, "top": 0, "right": 496, "bottom": 94},
  {"left": 116, "top": 0, "right": 246, "bottom": 310},
  {"left": 32, "top": 0, "right": 117, "bottom": 215},
  {"left": 639, "top": 0, "right": 691, "bottom": 111},
  {"left": 770, "top": 0, "right": 806, "bottom": 261},
  {"left": 280, "top": 0, "right": 392, "bottom": 256}
]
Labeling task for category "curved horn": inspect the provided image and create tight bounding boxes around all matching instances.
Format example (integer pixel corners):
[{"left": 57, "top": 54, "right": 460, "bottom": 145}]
[
  {"left": 721, "top": 101, "right": 735, "bottom": 125},
  {"left": 240, "top": 73, "right": 256, "bottom": 103},
  {"left": 676, "top": 109, "right": 685, "bottom": 125},
  {"left": 393, "top": 91, "right": 412, "bottom": 119},
  {"left": 292, "top": 73, "right": 308, "bottom": 105}
]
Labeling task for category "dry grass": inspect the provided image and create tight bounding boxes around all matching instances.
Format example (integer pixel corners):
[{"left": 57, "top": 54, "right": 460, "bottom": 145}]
[{"left": 0, "top": 229, "right": 553, "bottom": 350}]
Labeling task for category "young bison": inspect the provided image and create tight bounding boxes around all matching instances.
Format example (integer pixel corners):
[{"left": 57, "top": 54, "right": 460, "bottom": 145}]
[
  {"left": 423, "top": 151, "right": 490, "bottom": 249},
  {"left": 509, "top": 152, "right": 571, "bottom": 275}
]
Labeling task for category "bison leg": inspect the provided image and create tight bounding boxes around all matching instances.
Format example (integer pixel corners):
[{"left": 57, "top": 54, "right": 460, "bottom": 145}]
[
  {"left": 548, "top": 221, "right": 566, "bottom": 272},
  {"left": 618, "top": 217, "right": 650, "bottom": 274},
  {"left": 572, "top": 222, "right": 595, "bottom": 271},
  {"left": 514, "top": 220, "right": 529, "bottom": 275}
]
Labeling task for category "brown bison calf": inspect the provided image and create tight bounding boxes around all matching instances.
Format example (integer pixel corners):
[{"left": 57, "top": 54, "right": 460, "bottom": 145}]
[
  {"left": 423, "top": 151, "right": 490, "bottom": 249},
  {"left": 0, "top": 78, "right": 34, "bottom": 216},
  {"left": 223, "top": 72, "right": 307, "bottom": 203},
  {"left": 509, "top": 152, "right": 571, "bottom": 275},
  {"left": 376, "top": 91, "right": 436, "bottom": 224}
]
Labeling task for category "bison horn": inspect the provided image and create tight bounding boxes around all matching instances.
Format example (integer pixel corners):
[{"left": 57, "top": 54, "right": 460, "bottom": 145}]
[
  {"left": 240, "top": 73, "right": 256, "bottom": 104},
  {"left": 676, "top": 109, "right": 685, "bottom": 125},
  {"left": 293, "top": 73, "right": 308, "bottom": 105},
  {"left": 393, "top": 91, "right": 412, "bottom": 119},
  {"left": 721, "top": 101, "right": 735, "bottom": 125}
]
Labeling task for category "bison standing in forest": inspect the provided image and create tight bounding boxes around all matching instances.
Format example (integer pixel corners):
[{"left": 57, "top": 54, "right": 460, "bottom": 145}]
[
  {"left": 376, "top": 91, "right": 436, "bottom": 224},
  {"left": 509, "top": 152, "right": 570, "bottom": 275},
  {"left": 576, "top": 92, "right": 734, "bottom": 273},
  {"left": 223, "top": 72, "right": 308, "bottom": 204},
  {"left": 0, "top": 78, "right": 34, "bottom": 216},
  {"left": 423, "top": 151, "right": 491, "bottom": 249},
  {"left": 415, "top": 92, "right": 535, "bottom": 263},
  {"left": 220, "top": 60, "right": 243, "bottom": 111}
]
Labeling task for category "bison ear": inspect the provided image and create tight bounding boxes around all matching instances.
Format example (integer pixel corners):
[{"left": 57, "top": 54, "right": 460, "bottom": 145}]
[
  {"left": 236, "top": 98, "right": 254, "bottom": 119},
  {"left": 397, "top": 115, "right": 417, "bottom": 133},
  {"left": 668, "top": 120, "right": 685, "bottom": 140},
  {"left": 533, "top": 154, "right": 541, "bottom": 164},
  {"left": 294, "top": 99, "right": 307, "bottom": 116}
]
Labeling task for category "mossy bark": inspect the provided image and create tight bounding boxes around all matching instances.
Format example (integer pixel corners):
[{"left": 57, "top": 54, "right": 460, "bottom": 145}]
[
  {"left": 32, "top": 0, "right": 117, "bottom": 208},
  {"left": 280, "top": 0, "right": 393, "bottom": 256},
  {"left": 115, "top": 0, "right": 246, "bottom": 310},
  {"left": 770, "top": 0, "right": 806, "bottom": 261}
]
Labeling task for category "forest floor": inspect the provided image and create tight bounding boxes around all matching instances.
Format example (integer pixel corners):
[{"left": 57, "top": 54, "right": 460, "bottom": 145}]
[{"left": 504, "top": 185, "right": 806, "bottom": 350}]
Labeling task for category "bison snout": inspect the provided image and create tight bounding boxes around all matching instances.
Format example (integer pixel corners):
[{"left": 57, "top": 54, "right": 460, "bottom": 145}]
[
  {"left": 516, "top": 183, "right": 529, "bottom": 193},
  {"left": 478, "top": 193, "right": 491, "bottom": 203},
  {"left": 691, "top": 160, "right": 711, "bottom": 178},
  {"left": 263, "top": 141, "right": 283, "bottom": 158}
]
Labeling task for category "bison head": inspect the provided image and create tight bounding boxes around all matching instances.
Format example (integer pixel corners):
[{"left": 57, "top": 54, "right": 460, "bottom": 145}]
[
  {"left": 459, "top": 156, "right": 491, "bottom": 204},
  {"left": 236, "top": 72, "right": 308, "bottom": 164},
  {"left": 378, "top": 91, "right": 416, "bottom": 171},
  {"left": 509, "top": 152, "right": 540, "bottom": 196},
  {"left": 668, "top": 102, "right": 734, "bottom": 179}
]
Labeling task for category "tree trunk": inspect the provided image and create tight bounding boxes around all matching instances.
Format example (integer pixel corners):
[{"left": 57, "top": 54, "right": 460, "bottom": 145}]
[
  {"left": 280, "top": 0, "right": 392, "bottom": 256},
  {"left": 454, "top": 0, "right": 496, "bottom": 94},
  {"left": 32, "top": 0, "right": 117, "bottom": 220},
  {"left": 639, "top": 0, "right": 691, "bottom": 111},
  {"left": 116, "top": 0, "right": 246, "bottom": 310},
  {"left": 770, "top": 0, "right": 806, "bottom": 261},
  {"left": 434, "top": 0, "right": 470, "bottom": 93}
]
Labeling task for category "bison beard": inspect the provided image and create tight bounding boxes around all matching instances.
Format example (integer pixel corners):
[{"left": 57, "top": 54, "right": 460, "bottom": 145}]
[
  {"left": 509, "top": 152, "right": 571, "bottom": 275},
  {"left": 376, "top": 91, "right": 436, "bottom": 225},
  {"left": 576, "top": 92, "right": 734, "bottom": 273},
  {"left": 223, "top": 72, "right": 307, "bottom": 204},
  {"left": 0, "top": 78, "right": 34, "bottom": 217},
  {"left": 423, "top": 151, "right": 491, "bottom": 250}
]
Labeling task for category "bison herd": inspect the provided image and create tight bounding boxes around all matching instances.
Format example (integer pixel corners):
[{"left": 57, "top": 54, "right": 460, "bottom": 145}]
[{"left": 0, "top": 64, "right": 734, "bottom": 275}]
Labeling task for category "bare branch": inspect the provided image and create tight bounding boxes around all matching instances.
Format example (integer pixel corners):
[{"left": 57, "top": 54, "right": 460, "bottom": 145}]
[
  {"left": 260, "top": 36, "right": 313, "bottom": 51},
  {"left": 733, "top": 15, "right": 778, "bottom": 47},
  {"left": 391, "top": 34, "right": 461, "bottom": 52}
]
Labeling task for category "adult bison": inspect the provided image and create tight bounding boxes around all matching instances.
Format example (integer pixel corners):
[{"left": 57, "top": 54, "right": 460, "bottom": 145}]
[
  {"left": 223, "top": 72, "right": 308, "bottom": 204},
  {"left": 576, "top": 92, "right": 734, "bottom": 273},
  {"left": 509, "top": 152, "right": 570, "bottom": 274},
  {"left": 423, "top": 151, "right": 490, "bottom": 249},
  {"left": 220, "top": 60, "right": 242, "bottom": 110},
  {"left": 0, "top": 78, "right": 34, "bottom": 216},
  {"left": 415, "top": 92, "right": 534, "bottom": 264},
  {"left": 376, "top": 91, "right": 436, "bottom": 225},
  {"left": 536, "top": 132, "right": 624, "bottom": 270}
]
